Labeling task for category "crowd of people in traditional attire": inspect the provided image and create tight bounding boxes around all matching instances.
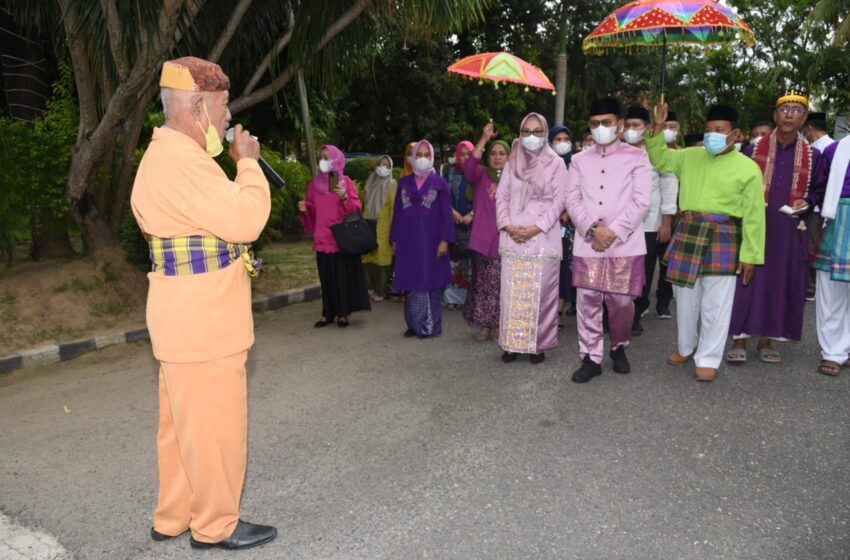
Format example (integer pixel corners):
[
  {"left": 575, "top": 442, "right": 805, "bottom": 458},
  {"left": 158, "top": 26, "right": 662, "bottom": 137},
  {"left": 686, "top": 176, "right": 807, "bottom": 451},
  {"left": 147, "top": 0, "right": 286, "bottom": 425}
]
[
  {"left": 133, "top": 51, "right": 850, "bottom": 553},
  {"left": 295, "top": 89, "right": 849, "bottom": 385}
]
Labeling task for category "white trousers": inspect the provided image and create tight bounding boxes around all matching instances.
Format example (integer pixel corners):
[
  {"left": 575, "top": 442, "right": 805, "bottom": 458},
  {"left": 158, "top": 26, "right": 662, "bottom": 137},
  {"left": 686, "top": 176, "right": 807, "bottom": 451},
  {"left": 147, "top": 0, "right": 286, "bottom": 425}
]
[
  {"left": 673, "top": 276, "right": 736, "bottom": 368},
  {"left": 816, "top": 270, "right": 850, "bottom": 363}
]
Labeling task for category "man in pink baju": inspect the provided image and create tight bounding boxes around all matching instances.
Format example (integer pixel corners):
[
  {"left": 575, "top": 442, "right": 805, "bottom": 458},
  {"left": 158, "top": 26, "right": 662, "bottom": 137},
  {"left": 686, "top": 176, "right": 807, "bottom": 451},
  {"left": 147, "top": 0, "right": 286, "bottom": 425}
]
[{"left": 565, "top": 98, "right": 652, "bottom": 382}]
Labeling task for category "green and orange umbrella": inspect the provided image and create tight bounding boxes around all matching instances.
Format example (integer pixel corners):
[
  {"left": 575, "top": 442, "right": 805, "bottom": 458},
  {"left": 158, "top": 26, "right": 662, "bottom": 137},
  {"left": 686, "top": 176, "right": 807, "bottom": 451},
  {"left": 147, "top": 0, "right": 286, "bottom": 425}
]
[
  {"left": 582, "top": 0, "right": 756, "bottom": 102},
  {"left": 447, "top": 52, "right": 555, "bottom": 94}
]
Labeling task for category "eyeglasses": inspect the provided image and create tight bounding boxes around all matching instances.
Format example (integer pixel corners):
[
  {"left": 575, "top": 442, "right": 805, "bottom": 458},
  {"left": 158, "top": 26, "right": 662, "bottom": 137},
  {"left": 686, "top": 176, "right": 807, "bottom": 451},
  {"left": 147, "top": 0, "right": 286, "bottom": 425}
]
[
  {"left": 588, "top": 118, "right": 616, "bottom": 129},
  {"left": 520, "top": 128, "right": 545, "bottom": 137},
  {"left": 777, "top": 106, "right": 806, "bottom": 116}
]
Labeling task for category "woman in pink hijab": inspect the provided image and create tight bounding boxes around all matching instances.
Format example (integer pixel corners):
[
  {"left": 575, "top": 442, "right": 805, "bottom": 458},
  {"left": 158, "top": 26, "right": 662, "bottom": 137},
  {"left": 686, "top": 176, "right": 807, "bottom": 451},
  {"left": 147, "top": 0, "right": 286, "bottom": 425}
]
[
  {"left": 298, "top": 145, "right": 371, "bottom": 328},
  {"left": 496, "top": 113, "right": 569, "bottom": 364}
]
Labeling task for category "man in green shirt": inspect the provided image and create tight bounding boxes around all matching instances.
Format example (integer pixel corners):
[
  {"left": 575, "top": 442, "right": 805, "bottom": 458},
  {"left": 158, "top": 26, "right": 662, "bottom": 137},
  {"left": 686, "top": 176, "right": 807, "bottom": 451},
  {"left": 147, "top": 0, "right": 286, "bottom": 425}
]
[{"left": 646, "top": 103, "right": 765, "bottom": 382}]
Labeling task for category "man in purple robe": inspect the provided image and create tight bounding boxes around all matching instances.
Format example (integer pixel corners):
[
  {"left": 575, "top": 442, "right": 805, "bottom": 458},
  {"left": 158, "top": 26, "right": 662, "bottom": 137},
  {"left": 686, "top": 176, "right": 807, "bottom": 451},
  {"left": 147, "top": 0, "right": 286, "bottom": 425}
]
[{"left": 727, "top": 91, "right": 827, "bottom": 363}]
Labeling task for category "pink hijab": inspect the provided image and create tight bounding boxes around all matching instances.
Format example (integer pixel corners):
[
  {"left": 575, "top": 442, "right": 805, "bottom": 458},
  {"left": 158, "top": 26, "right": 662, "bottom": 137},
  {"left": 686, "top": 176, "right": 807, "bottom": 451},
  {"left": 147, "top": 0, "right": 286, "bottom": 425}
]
[
  {"left": 509, "top": 113, "right": 558, "bottom": 211},
  {"left": 410, "top": 139, "right": 435, "bottom": 178},
  {"left": 314, "top": 144, "right": 346, "bottom": 193},
  {"left": 455, "top": 140, "right": 474, "bottom": 170}
]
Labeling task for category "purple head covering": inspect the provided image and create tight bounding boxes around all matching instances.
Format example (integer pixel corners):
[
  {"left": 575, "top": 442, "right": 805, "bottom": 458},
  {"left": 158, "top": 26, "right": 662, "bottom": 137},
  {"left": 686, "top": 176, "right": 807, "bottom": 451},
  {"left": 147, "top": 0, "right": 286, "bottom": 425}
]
[
  {"left": 410, "top": 139, "right": 435, "bottom": 178},
  {"left": 508, "top": 113, "right": 557, "bottom": 211},
  {"left": 314, "top": 144, "right": 346, "bottom": 193}
]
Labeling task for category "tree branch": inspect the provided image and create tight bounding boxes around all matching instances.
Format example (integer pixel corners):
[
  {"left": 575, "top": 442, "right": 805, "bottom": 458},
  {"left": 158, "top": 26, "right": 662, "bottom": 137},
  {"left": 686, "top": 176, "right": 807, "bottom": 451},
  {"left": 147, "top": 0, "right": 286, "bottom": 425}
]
[
  {"left": 231, "top": 0, "right": 370, "bottom": 114},
  {"left": 208, "top": 0, "right": 253, "bottom": 63},
  {"left": 58, "top": 0, "right": 99, "bottom": 133},
  {"left": 100, "top": 0, "right": 128, "bottom": 80},
  {"left": 240, "top": 27, "right": 292, "bottom": 97}
]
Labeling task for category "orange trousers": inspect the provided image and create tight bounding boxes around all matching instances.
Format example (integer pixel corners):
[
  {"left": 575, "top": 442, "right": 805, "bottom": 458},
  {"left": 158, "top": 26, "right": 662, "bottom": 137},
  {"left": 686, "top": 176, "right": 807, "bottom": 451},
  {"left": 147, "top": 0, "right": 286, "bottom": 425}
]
[{"left": 153, "top": 351, "right": 248, "bottom": 543}]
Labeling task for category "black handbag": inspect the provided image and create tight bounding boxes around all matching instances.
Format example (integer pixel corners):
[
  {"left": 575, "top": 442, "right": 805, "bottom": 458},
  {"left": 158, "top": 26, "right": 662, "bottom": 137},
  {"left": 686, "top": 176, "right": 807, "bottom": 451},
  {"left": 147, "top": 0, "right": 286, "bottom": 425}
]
[{"left": 330, "top": 211, "right": 379, "bottom": 255}]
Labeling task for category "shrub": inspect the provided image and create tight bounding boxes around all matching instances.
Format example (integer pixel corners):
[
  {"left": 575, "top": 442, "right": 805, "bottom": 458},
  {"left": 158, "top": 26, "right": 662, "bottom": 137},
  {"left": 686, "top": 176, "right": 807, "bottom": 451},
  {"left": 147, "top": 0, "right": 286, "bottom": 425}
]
[
  {"left": 344, "top": 158, "right": 377, "bottom": 184},
  {"left": 121, "top": 210, "right": 150, "bottom": 271}
]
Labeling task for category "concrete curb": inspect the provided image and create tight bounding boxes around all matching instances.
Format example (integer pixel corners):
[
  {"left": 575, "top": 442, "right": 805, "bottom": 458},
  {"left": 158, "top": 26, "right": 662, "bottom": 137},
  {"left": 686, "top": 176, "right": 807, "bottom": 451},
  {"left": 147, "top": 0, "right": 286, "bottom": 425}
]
[{"left": 0, "top": 283, "right": 322, "bottom": 376}]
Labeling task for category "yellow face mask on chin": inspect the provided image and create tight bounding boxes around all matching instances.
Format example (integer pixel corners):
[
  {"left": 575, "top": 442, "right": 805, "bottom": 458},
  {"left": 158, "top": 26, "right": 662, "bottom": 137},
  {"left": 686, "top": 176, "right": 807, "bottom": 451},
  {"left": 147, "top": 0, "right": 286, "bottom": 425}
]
[{"left": 196, "top": 100, "right": 224, "bottom": 157}]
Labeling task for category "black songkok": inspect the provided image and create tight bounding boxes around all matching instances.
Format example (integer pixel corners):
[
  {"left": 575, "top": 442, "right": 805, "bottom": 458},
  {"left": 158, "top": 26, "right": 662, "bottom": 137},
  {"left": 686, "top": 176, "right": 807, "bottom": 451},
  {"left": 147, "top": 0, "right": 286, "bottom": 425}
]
[
  {"left": 625, "top": 105, "right": 651, "bottom": 123},
  {"left": 706, "top": 105, "right": 739, "bottom": 126},
  {"left": 666, "top": 110, "right": 678, "bottom": 122},
  {"left": 684, "top": 133, "right": 704, "bottom": 147},
  {"left": 806, "top": 112, "right": 827, "bottom": 125},
  {"left": 590, "top": 98, "right": 622, "bottom": 118}
]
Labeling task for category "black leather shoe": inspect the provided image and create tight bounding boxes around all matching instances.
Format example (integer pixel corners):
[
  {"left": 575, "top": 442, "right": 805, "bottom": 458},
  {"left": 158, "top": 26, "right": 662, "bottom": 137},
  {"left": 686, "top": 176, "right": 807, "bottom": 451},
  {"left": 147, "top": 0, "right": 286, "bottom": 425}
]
[
  {"left": 631, "top": 317, "right": 644, "bottom": 336},
  {"left": 314, "top": 318, "right": 332, "bottom": 328},
  {"left": 564, "top": 303, "right": 577, "bottom": 316},
  {"left": 404, "top": 328, "right": 416, "bottom": 338},
  {"left": 502, "top": 351, "right": 517, "bottom": 363},
  {"left": 610, "top": 346, "right": 631, "bottom": 374},
  {"left": 189, "top": 521, "right": 277, "bottom": 551},
  {"left": 572, "top": 356, "right": 602, "bottom": 383},
  {"left": 337, "top": 318, "right": 349, "bottom": 328},
  {"left": 151, "top": 527, "right": 186, "bottom": 541},
  {"left": 530, "top": 352, "right": 545, "bottom": 365}
]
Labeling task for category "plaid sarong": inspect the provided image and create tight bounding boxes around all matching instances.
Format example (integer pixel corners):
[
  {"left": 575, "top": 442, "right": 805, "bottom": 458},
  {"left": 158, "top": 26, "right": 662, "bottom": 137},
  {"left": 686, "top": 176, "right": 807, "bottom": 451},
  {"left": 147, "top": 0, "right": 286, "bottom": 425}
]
[
  {"left": 663, "top": 212, "right": 741, "bottom": 288},
  {"left": 147, "top": 235, "right": 261, "bottom": 277},
  {"left": 811, "top": 198, "right": 850, "bottom": 282}
]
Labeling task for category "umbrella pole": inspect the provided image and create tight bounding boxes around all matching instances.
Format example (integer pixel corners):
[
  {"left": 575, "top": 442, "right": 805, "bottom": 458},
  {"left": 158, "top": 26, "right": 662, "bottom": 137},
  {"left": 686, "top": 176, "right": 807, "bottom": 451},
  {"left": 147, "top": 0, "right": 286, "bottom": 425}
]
[{"left": 660, "top": 34, "right": 667, "bottom": 105}]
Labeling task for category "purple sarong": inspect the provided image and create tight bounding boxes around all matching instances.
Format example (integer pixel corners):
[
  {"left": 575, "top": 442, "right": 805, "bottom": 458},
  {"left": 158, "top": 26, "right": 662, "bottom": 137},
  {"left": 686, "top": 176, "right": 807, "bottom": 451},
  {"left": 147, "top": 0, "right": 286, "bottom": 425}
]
[{"left": 405, "top": 290, "right": 442, "bottom": 337}]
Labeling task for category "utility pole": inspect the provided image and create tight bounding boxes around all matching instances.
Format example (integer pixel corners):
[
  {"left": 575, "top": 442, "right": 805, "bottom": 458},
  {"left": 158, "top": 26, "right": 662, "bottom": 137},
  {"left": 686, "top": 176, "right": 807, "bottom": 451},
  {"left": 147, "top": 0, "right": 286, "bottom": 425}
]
[
  {"left": 554, "top": 1, "right": 569, "bottom": 126},
  {"left": 289, "top": 6, "right": 318, "bottom": 175}
]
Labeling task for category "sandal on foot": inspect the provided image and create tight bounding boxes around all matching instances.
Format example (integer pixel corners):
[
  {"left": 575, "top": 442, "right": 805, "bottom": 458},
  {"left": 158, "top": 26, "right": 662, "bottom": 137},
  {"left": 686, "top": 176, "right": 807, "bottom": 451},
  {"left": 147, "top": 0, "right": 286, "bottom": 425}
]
[
  {"left": 476, "top": 328, "right": 491, "bottom": 341},
  {"left": 817, "top": 360, "right": 841, "bottom": 376},
  {"left": 725, "top": 347, "right": 747, "bottom": 364},
  {"left": 758, "top": 347, "right": 780, "bottom": 363}
]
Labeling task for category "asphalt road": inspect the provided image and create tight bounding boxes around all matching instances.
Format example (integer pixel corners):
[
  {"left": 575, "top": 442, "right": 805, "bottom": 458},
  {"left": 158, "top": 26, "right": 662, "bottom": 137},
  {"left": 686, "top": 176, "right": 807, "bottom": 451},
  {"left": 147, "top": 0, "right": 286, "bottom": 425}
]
[{"left": 1, "top": 297, "right": 848, "bottom": 560}]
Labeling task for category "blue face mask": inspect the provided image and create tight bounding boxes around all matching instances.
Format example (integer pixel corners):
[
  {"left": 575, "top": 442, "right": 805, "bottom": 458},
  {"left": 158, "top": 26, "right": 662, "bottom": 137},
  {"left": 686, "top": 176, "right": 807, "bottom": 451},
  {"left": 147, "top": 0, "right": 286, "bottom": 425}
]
[{"left": 704, "top": 132, "right": 731, "bottom": 156}]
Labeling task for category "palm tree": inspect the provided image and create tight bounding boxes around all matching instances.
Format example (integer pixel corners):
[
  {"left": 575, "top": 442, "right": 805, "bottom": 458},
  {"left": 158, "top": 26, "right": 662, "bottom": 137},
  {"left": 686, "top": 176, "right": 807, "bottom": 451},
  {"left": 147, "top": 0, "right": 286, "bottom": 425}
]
[
  {"left": 810, "top": 0, "right": 850, "bottom": 45},
  {"left": 1, "top": 0, "right": 491, "bottom": 257}
]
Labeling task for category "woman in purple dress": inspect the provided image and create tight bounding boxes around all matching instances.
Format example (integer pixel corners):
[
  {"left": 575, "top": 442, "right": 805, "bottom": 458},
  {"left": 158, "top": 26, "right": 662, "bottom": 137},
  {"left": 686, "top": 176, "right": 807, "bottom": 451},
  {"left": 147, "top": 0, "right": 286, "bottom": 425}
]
[
  {"left": 463, "top": 122, "right": 510, "bottom": 341},
  {"left": 390, "top": 139, "right": 456, "bottom": 338}
]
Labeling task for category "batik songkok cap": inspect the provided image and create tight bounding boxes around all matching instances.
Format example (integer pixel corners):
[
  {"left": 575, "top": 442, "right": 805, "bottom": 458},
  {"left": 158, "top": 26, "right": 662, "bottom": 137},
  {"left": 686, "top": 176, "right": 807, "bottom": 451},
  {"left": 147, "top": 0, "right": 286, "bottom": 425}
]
[
  {"left": 625, "top": 105, "right": 650, "bottom": 123},
  {"left": 589, "top": 98, "right": 622, "bottom": 118},
  {"left": 706, "top": 105, "right": 740, "bottom": 126},
  {"left": 160, "top": 56, "right": 230, "bottom": 92},
  {"left": 776, "top": 89, "right": 809, "bottom": 108},
  {"left": 666, "top": 110, "right": 678, "bottom": 122}
]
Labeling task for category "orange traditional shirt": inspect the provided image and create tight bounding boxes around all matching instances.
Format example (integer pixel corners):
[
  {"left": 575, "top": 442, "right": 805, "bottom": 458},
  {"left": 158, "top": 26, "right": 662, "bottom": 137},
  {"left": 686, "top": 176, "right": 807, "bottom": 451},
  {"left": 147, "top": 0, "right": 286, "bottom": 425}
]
[{"left": 131, "top": 127, "right": 270, "bottom": 363}]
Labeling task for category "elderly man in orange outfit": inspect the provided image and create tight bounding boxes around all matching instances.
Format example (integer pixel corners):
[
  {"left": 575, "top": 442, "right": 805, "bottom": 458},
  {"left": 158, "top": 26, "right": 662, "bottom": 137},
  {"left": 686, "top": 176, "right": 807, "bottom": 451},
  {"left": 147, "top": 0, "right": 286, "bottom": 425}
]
[{"left": 131, "top": 57, "right": 276, "bottom": 551}]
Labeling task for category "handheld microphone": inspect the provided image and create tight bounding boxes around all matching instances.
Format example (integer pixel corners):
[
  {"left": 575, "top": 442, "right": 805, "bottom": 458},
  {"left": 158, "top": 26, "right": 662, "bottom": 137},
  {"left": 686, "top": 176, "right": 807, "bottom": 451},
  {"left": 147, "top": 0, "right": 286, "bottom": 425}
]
[{"left": 225, "top": 127, "right": 287, "bottom": 190}]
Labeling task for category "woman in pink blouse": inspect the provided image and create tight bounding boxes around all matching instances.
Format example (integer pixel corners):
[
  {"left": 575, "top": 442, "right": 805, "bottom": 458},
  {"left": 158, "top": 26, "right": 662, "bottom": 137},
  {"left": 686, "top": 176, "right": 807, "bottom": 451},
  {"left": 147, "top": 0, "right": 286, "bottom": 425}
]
[{"left": 298, "top": 145, "right": 371, "bottom": 328}]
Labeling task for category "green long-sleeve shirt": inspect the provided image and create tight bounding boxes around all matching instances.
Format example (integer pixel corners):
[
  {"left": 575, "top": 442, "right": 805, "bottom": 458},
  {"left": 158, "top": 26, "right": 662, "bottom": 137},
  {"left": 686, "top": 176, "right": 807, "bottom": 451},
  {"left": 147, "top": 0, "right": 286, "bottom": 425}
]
[{"left": 646, "top": 132, "right": 765, "bottom": 265}]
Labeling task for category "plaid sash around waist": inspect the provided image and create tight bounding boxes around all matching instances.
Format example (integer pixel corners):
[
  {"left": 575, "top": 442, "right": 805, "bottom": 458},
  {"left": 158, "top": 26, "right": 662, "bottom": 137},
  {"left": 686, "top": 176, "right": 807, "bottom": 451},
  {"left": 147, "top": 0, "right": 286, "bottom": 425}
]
[
  {"left": 663, "top": 211, "right": 741, "bottom": 288},
  {"left": 147, "top": 235, "right": 262, "bottom": 278},
  {"left": 812, "top": 198, "right": 850, "bottom": 282}
]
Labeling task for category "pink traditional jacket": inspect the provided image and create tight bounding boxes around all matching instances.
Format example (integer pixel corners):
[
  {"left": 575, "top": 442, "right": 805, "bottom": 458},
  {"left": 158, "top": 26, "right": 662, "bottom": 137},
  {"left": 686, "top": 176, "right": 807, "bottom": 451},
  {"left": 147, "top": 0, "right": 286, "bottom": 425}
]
[
  {"left": 566, "top": 139, "right": 652, "bottom": 258},
  {"left": 495, "top": 156, "right": 569, "bottom": 260}
]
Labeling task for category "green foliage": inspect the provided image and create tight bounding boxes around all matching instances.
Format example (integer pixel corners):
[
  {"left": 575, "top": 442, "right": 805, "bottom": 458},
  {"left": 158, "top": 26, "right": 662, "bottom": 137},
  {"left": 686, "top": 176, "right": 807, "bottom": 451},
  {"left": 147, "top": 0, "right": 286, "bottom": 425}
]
[
  {"left": 120, "top": 209, "right": 150, "bottom": 272},
  {"left": 345, "top": 158, "right": 378, "bottom": 183}
]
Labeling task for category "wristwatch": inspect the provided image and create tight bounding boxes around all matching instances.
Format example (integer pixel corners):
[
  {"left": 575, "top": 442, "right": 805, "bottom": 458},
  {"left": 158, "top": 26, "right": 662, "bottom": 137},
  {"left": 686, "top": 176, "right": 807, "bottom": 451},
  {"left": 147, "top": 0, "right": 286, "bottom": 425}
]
[{"left": 586, "top": 223, "right": 598, "bottom": 239}]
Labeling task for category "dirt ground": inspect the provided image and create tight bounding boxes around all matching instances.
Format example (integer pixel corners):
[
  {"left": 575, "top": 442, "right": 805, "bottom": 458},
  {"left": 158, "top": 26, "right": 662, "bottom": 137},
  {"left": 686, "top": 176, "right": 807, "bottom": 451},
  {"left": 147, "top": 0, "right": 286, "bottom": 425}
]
[{"left": 0, "top": 239, "right": 317, "bottom": 356}]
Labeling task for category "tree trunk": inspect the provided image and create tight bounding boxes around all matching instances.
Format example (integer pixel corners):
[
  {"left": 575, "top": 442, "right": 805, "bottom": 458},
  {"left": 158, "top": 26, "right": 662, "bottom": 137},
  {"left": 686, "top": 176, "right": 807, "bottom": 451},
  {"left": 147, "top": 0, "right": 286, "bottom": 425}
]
[{"left": 554, "top": 52, "right": 567, "bottom": 126}]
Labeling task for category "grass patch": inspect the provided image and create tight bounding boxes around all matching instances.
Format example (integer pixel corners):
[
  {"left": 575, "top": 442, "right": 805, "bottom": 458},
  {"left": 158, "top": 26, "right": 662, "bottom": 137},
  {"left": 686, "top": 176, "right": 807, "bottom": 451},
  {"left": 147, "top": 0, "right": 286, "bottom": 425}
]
[
  {"left": 252, "top": 239, "right": 319, "bottom": 293},
  {"left": 55, "top": 276, "right": 102, "bottom": 293},
  {"left": 89, "top": 298, "right": 133, "bottom": 318},
  {"left": 28, "top": 324, "right": 77, "bottom": 346},
  {"left": 0, "top": 289, "right": 16, "bottom": 305}
]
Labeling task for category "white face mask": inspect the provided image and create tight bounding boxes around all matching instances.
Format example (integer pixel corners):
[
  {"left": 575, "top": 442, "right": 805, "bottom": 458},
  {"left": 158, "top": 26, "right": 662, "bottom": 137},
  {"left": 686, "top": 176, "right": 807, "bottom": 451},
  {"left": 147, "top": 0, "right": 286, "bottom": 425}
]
[
  {"left": 582, "top": 145, "right": 594, "bottom": 152},
  {"left": 734, "top": 142, "right": 742, "bottom": 151},
  {"left": 663, "top": 129, "right": 679, "bottom": 144},
  {"left": 591, "top": 125, "right": 619, "bottom": 146},
  {"left": 552, "top": 142, "right": 572, "bottom": 156},
  {"left": 521, "top": 135, "right": 546, "bottom": 152},
  {"left": 448, "top": 156, "right": 457, "bottom": 165},
  {"left": 319, "top": 159, "right": 333, "bottom": 173},
  {"left": 375, "top": 165, "right": 391, "bottom": 178},
  {"left": 414, "top": 157, "right": 432, "bottom": 171},
  {"left": 623, "top": 129, "right": 645, "bottom": 145}
]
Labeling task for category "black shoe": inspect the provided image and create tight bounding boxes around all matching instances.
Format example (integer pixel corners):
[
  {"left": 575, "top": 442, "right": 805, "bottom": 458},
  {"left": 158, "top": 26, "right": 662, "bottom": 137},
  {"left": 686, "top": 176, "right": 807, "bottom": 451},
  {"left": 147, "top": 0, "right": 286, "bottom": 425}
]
[
  {"left": 404, "top": 328, "right": 416, "bottom": 338},
  {"left": 151, "top": 527, "right": 185, "bottom": 542},
  {"left": 656, "top": 303, "right": 672, "bottom": 319},
  {"left": 572, "top": 355, "right": 602, "bottom": 383},
  {"left": 806, "top": 287, "right": 816, "bottom": 301},
  {"left": 631, "top": 317, "right": 644, "bottom": 336},
  {"left": 530, "top": 352, "right": 545, "bottom": 365},
  {"left": 314, "top": 318, "right": 332, "bottom": 328},
  {"left": 189, "top": 521, "right": 277, "bottom": 551},
  {"left": 565, "top": 304, "right": 577, "bottom": 316},
  {"left": 502, "top": 351, "right": 517, "bottom": 363},
  {"left": 337, "top": 318, "right": 349, "bottom": 328},
  {"left": 609, "top": 346, "right": 631, "bottom": 374}
]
